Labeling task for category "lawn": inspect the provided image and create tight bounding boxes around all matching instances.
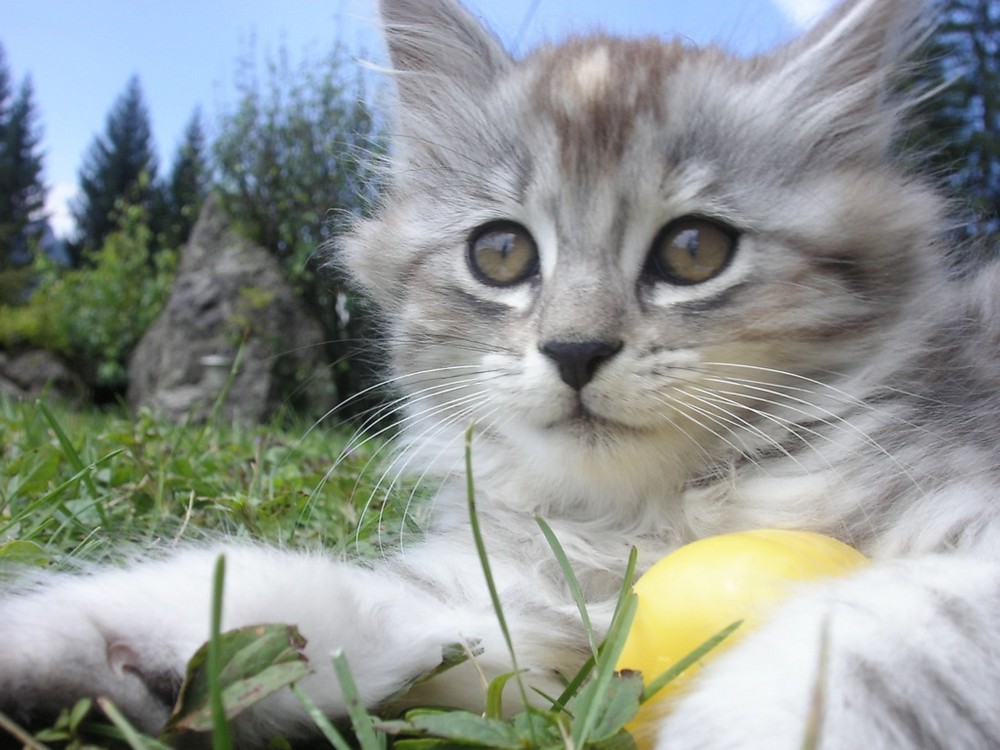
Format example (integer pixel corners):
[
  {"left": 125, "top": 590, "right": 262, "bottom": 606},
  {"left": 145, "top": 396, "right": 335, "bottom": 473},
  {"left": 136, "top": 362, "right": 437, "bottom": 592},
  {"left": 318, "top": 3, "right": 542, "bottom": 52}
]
[{"left": 0, "top": 398, "right": 392, "bottom": 567}]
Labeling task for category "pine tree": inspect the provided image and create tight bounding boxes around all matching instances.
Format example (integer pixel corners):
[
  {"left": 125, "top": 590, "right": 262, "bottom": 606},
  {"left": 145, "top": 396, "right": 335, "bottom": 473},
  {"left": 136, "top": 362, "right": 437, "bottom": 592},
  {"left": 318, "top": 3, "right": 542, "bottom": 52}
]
[
  {"left": 0, "top": 45, "right": 9, "bottom": 125},
  {"left": 72, "top": 76, "right": 157, "bottom": 259},
  {"left": 157, "top": 109, "right": 209, "bottom": 249},
  {"left": 914, "top": 0, "right": 1000, "bottom": 244},
  {"left": 0, "top": 45, "right": 46, "bottom": 271}
]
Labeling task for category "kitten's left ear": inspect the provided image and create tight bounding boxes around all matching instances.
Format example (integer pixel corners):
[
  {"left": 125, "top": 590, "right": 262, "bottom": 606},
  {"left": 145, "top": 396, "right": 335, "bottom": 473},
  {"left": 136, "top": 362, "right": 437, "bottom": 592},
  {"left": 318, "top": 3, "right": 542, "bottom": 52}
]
[{"left": 766, "top": 0, "right": 931, "bottom": 159}]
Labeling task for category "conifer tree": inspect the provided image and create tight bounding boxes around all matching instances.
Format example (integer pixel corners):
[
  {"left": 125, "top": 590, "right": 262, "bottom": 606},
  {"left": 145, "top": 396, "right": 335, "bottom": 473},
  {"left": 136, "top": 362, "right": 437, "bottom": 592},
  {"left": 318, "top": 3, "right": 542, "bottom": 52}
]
[
  {"left": 914, "top": 0, "right": 999, "bottom": 245},
  {"left": 72, "top": 76, "right": 157, "bottom": 259},
  {"left": 157, "top": 109, "right": 209, "bottom": 249},
  {"left": 0, "top": 44, "right": 46, "bottom": 271}
]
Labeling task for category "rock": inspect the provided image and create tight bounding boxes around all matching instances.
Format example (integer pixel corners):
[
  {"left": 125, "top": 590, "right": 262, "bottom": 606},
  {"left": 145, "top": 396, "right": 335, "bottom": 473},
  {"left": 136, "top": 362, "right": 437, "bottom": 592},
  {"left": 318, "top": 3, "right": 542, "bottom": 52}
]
[
  {"left": 0, "top": 349, "right": 86, "bottom": 403},
  {"left": 127, "top": 197, "right": 335, "bottom": 424}
]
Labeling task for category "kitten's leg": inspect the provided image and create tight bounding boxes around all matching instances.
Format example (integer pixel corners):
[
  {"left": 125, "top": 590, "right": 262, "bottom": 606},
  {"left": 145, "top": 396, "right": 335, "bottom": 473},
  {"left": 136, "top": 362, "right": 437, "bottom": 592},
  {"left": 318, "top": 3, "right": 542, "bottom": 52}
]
[
  {"left": 653, "top": 555, "right": 1000, "bottom": 750},
  {"left": 0, "top": 543, "right": 586, "bottom": 744}
]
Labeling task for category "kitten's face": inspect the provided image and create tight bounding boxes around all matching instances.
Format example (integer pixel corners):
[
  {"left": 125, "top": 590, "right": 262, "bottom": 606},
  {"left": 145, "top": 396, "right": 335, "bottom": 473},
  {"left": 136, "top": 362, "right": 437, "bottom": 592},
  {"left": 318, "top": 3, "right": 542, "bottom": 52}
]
[{"left": 344, "top": 0, "right": 942, "bottom": 493}]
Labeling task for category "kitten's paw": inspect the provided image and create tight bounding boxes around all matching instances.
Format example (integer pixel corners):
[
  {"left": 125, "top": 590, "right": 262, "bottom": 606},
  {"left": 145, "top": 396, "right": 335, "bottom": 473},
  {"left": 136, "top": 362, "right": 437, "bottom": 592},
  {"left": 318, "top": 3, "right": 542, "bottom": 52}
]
[
  {"left": 653, "top": 557, "right": 1000, "bottom": 750},
  {"left": 0, "top": 592, "right": 187, "bottom": 735}
]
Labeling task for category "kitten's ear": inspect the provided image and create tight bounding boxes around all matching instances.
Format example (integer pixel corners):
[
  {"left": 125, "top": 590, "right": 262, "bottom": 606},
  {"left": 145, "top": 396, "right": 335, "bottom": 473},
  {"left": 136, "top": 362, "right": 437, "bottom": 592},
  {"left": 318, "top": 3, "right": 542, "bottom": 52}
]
[
  {"left": 766, "top": 0, "right": 930, "bottom": 158},
  {"left": 378, "top": 0, "right": 511, "bottom": 103}
]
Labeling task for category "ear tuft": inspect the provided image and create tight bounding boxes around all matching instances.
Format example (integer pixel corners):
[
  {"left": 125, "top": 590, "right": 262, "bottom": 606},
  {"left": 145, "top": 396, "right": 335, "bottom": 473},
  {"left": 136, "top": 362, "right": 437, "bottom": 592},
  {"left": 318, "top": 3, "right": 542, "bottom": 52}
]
[
  {"left": 379, "top": 0, "right": 511, "bottom": 99},
  {"left": 764, "top": 0, "right": 932, "bottom": 159}
]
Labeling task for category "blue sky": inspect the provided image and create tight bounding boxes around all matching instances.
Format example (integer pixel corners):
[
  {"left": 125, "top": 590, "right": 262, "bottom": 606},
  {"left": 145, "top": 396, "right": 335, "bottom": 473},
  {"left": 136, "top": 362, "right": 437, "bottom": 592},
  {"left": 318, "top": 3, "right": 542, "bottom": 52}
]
[{"left": 1, "top": 0, "right": 834, "bottom": 238}]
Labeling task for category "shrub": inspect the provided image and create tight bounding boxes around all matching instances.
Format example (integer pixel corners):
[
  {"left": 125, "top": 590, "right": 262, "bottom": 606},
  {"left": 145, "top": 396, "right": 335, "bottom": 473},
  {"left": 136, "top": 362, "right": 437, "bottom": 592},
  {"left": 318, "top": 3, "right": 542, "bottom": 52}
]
[{"left": 0, "top": 203, "right": 176, "bottom": 391}]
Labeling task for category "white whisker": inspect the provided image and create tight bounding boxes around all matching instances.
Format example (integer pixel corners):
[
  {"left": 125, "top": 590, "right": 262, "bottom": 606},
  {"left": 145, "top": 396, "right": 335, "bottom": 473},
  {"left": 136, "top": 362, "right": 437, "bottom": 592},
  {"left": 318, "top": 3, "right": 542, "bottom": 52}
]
[{"left": 690, "top": 364, "right": 930, "bottom": 497}]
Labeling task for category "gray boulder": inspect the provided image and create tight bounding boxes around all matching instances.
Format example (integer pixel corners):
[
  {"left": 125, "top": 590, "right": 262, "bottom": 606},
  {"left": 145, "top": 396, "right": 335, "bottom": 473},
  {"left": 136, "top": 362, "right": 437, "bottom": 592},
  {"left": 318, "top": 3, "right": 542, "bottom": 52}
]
[
  {"left": 0, "top": 349, "right": 86, "bottom": 403},
  {"left": 127, "top": 198, "right": 335, "bottom": 424}
]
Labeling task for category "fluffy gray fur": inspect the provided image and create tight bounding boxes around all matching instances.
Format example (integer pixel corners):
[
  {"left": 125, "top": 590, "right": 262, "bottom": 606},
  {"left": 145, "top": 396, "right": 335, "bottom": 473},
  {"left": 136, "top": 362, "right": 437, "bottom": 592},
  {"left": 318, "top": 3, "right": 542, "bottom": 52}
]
[{"left": 2, "top": 0, "right": 1000, "bottom": 747}]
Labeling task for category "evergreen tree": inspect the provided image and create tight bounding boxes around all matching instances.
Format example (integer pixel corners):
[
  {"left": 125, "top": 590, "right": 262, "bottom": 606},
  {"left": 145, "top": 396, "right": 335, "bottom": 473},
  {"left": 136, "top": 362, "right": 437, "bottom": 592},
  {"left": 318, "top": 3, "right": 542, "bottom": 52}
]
[
  {"left": 0, "top": 45, "right": 46, "bottom": 271},
  {"left": 72, "top": 76, "right": 157, "bottom": 259},
  {"left": 914, "top": 0, "right": 999, "bottom": 244},
  {"left": 157, "top": 109, "right": 209, "bottom": 249},
  {"left": 0, "top": 45, "right": 9, "bottom": 124}
]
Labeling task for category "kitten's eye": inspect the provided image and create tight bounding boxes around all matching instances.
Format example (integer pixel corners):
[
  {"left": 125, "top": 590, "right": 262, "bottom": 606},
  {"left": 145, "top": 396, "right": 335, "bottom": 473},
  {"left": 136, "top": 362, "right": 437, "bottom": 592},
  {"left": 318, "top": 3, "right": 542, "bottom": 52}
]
[
  {"left": 647, "top": 217, "right": 738, "bottom": 285},
  {"left": 468, "top": 222, "right": 539, "bottom": 287}
]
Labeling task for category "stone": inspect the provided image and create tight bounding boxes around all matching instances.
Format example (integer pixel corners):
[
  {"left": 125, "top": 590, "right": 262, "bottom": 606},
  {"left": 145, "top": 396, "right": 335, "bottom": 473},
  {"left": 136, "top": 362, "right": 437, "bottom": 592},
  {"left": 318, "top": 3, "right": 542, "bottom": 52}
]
[
  {"left": 127, "top": 198, "right": 335, "bottom": 424},
  {"left": 0, "top": 349, "right": 86, "bottom": 403}
]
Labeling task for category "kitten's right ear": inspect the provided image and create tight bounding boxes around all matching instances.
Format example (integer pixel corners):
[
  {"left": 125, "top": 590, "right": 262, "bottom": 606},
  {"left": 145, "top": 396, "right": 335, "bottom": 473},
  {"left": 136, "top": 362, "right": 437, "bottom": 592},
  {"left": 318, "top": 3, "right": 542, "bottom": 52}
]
[{"left": 378, "top": 0, "right": 511, "bottom": 102}]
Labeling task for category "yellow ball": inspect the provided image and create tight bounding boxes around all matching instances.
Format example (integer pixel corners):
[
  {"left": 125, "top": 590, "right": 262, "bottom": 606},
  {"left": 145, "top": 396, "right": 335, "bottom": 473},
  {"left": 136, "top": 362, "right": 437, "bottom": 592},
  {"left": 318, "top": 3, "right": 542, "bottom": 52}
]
[{"left": 617, "top": 529, "right": 867, "bottom": 747}]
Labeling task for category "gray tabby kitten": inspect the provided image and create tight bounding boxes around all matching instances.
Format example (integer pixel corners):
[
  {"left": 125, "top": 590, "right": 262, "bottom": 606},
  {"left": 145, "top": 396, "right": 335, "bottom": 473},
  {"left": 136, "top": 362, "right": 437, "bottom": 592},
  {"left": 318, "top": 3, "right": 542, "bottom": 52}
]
[{"left": 3, "top": 0, "right": 1000, "bottom": 747}]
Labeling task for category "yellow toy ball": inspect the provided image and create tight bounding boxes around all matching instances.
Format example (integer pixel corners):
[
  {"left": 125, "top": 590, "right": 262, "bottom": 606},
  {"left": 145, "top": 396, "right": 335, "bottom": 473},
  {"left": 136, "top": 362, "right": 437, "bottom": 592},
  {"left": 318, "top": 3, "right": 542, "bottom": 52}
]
[{"left": 617, "top": 529, "right": 868, "bottom": 748}]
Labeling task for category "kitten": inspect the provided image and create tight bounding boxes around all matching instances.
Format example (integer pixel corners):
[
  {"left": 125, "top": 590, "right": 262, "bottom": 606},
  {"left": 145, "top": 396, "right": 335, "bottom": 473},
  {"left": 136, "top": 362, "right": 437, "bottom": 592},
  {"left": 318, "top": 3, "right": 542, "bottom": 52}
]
[{"left": 3, "top": 0, "right": 1000, "bottom": 748}]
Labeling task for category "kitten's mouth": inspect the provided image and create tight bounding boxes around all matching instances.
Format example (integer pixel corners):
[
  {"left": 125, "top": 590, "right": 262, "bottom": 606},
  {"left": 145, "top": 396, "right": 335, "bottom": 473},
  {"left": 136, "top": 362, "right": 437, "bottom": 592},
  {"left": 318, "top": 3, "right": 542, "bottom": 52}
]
[{"left": 552, "top": 397, "right": 632, "bottom": 434}]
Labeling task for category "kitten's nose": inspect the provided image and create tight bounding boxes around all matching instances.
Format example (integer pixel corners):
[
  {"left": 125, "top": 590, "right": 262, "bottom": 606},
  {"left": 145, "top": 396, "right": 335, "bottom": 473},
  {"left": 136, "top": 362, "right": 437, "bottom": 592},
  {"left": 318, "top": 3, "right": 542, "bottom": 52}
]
[{"left": 540, "top": 339, "right": 623, "bottom": 391}]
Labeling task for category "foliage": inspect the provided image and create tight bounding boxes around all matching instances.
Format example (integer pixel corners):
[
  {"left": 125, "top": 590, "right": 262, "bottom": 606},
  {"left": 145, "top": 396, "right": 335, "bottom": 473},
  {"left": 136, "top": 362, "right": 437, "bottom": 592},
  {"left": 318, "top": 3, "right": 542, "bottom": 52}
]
[
  {"left": 0, "top": 398, "right": 397, "bottom": 750},
  {"left": 0, "top": 398, "right": 387, "bottom": 570},
  {"left": 214, "top": 41, "right": 378, "bottom": 271},
  {"left": 0, "top": 43, "right": 46, "bottom": 292},
  {"left": 214, "top": 41, "right": 384, "bottom": 412},
  {"left": 0, "top": 204, "right": 175, "bottom": 391},
  {"left": 72, "top": 76, "right": 158, "bottom": 259},
  {"left": 910, "top": 0, "right": 1000, "bottom": 248}
]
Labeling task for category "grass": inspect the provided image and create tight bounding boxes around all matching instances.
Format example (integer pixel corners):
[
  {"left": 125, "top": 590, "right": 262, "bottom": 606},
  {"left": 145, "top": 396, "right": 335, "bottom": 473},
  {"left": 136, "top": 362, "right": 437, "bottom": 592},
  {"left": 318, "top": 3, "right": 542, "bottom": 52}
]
[
  {"left": 0, "top": 394, "right": 405, "bottom": 747},
  {"left": 0, "top": 396, "right": 732, "bottom": 750},
  {"left": 0, "top": 396, "right": 398, "bottom": 570}
]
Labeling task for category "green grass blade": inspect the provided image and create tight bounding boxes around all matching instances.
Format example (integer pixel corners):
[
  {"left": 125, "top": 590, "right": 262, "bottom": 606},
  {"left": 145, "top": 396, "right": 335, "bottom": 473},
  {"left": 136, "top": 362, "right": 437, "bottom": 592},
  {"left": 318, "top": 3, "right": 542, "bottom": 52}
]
[
  {"left": 0, "top": 450, "right": 123, "bottom": 538},
  {"left": 639, "top": 620, "right": 742, "bottom": 703},
  {"left": 550, "top": 548, "right": 638, "bottom": 715},
  {"left": 463, "top": 424, "right": 535, "bottom": 741},
  {"left": 0, "top": 709, "right": 50, "bottom": 750},
  {"left": 37, "top": 400, "right": 110, "bottom": 528},
  {"left": 207, "top": 555, "right": 234, "bottom": 750},
  {"left": 800, "top": 619, "right": 831, "bottom": 750},
  {"left": 534, "top": 515, "right": 599, "bottom": 661},
  {"left": 570, "top": 593, "right": 637, "bottom": 748},
  {"left": 290, "top": 684, "right": 356, "bottom": 750},
  {"left": 485, "top": 671, "right": 527, "bottom": 720},
  {"left": 331, "top": 650, "right": 385, "bottom": 750},
  {"left": 96, "top": 699, "right": 171, "bottom": 750},
  {"left": 550, "top": 653, "right": 596, "bottom": 715},
  {"left": 203, "top": 338, "right": 247, "bottom": 429},
  {"left": 612, "top": 548, "right": 639, "bottom": 625},
  {"left": 36, "top": 401, "right": 100, "bottom": 501}
]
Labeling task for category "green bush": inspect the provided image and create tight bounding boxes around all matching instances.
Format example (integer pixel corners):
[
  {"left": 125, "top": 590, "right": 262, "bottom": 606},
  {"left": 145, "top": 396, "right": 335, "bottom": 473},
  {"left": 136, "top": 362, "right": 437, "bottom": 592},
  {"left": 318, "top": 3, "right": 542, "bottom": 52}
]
[
  {"left": 0, "top": 264, "right": 36, "bottom": 306},
  {"left": 0, "top": 204, "right": 176, "bottom": 389}
]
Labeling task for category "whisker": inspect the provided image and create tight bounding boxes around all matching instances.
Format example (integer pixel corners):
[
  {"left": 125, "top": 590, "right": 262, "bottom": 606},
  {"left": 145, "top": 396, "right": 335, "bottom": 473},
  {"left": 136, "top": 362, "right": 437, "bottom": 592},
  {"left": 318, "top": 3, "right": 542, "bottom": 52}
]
[
  {"left": 360, "top": 388, "right": 493, "bottom": 552},
  {"left": 689, "top": 364, "right": 930, "bottom": 497},
  {"left": 651, "top": 391, "right": 758, "bottom": 462},
  {"left": 678, "top": 388, "right": 814, "bottom": 473},
  {"left": 300, "top": 367, "right": 503, "bottom": 535},
  {"left": 391, "top": 396, "right": 514, "bottom": 551},
  {"left": 343, "top": 367, "right": 514, "bottom": 555},
  {"left": 687, "top": 383, "right": 839, "bottom": 449},
  {"left": 646, "top": 399, "right": 738, "bottom": 471}
]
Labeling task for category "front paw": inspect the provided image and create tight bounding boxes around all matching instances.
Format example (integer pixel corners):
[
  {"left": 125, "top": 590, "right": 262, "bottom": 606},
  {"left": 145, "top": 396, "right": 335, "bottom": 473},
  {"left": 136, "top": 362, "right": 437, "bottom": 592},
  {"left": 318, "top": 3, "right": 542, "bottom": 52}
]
[
  {"left": 0, "top": 597, "right": 184, "bottom": 735},
  {"left": 652, "top": 601, "right": 827, "bottom": 750}
]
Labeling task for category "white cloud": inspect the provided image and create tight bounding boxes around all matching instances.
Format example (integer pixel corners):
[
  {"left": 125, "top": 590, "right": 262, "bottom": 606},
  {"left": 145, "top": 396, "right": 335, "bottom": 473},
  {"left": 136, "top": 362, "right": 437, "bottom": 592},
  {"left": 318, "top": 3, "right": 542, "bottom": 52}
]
[
  {"left": 771, "top": 0, "right": 836, "bottom": 28},
  {"left": 46, "top": 182, "right": 78, "bottom": 240}
]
